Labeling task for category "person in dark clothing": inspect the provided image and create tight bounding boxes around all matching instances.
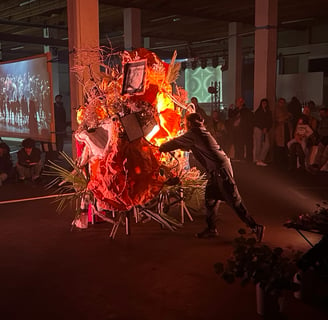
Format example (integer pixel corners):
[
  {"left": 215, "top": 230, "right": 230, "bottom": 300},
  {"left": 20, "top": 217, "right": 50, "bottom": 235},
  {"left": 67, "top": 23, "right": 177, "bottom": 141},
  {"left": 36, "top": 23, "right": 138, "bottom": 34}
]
[
  {"left": 253, "top": 98, "right": 273, "bottom": 166},
  {"left": 310, "top": 107, "right": 328, "bottom": 172},
  {"left": 54, "top": 94, "right": 67, "bottom": 152},
  {"left": 16, "top": 138, "right": 42, "bottom": 181},
  {"left": 228, "top": 97, "right": 254, "bottom": 161},
  {"left": 159, "top": 112, "right": 264, "bottom": 241},
  {"left": 287, "top": 96, "right": 302, "bottom": 132},
  {"left": 0, "top": 142, "right": 13, "bottom": 186}
]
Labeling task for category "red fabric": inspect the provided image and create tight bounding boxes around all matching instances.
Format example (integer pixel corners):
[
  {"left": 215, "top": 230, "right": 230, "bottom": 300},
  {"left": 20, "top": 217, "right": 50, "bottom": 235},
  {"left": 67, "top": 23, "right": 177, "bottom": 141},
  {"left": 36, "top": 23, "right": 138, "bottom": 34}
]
[
  {"left": 75, "top": 140, "right": 85, "bottom": 158},
  {"left": 88, "top": 138, "right": 165, "bottom": 211}
]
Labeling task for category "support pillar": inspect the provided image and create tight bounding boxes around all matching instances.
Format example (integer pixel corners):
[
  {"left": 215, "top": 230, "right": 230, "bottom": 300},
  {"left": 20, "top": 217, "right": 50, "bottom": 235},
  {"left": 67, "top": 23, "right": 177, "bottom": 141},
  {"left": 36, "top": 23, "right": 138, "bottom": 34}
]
[
  {"left": 43, "top": 27, "right": 50, "bottom": 53},
  {"left": 124, "top": 8, "right": 141, "bottom": 50},
  {"left": 67, "top": 0, "right": 99, "bottom": 158},
  {"left": 253, "top": 0, "right": 278, "bottom": 110},
  {"left": 143, "top": 36, "right": 150, "bottom": 49},
  {"left": 299, "top": 55, "right": 309, "bottom": 73},
  {"left": 222, "top": 22, "right": 243, "bottom": 107}
]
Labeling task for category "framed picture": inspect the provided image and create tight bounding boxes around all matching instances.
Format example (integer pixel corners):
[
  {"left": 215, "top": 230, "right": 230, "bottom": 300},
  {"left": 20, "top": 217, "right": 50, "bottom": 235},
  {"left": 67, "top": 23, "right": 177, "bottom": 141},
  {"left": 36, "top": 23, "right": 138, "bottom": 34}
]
[{"left": 121, "top": 59, "right": 147, "bottom": 96}]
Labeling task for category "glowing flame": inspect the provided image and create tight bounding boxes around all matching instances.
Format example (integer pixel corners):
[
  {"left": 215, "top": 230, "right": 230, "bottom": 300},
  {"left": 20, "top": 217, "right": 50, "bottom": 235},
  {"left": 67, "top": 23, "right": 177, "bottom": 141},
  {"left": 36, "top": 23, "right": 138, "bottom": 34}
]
[
  {"left": 147, "top": 91, "right": 182, "bottom": 146},
  {"left": 145, "top": 124, "right": 160, "bottom": 141}
]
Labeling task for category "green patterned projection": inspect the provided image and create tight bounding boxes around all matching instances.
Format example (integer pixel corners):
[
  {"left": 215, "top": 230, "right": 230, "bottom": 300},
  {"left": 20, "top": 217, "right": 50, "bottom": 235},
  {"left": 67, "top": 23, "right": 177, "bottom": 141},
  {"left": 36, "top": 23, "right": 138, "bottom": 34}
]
[{"left": 185, "top": 67, "right": 222, "bottom": 103}]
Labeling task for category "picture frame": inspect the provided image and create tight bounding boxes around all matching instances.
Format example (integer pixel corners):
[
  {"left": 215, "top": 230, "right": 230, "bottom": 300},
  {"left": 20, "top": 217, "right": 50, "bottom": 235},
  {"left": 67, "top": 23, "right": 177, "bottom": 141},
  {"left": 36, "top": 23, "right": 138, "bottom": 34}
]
[{"left": 121, "top": 59, "right": 147, "bottom": 96}]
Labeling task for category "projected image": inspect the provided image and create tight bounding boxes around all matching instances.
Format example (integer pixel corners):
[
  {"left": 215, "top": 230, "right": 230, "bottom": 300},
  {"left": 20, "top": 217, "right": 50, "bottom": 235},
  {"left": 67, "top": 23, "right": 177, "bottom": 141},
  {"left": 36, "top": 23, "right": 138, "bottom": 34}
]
[
  {"left": 185, "top": 66, "right": 222, "bottom": 103},
  {"left": 0, "top": 54, "right": 52, "bottom": 142}
]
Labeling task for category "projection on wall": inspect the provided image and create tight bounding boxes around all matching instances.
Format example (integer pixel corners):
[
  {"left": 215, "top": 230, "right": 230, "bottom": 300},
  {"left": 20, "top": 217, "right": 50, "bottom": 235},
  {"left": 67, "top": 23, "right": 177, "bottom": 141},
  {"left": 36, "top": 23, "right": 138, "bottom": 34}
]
[
  {"left": 185, "top": 66, "right": 222, "bottom": 103},
  {"left": 0, "top": 53, "right": 53, "bottom": 142}
]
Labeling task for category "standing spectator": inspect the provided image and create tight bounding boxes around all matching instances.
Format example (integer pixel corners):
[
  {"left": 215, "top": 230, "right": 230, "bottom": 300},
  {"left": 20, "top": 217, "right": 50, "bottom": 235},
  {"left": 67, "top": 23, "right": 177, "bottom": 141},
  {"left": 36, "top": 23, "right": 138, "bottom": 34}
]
[
  {"left": 287, "top": 116, "right": 313, "bottom": 171},
  {"left": 210, "top": 109, "right": 228, "bottom": 151},
  {"left": 287, "top": 96, "right": 302, "bottom": 132},
  {"left": 224, "top": 104, "right": 235, "bottom": 157},
  {"left": 301, "top": 105, "right": 319, "bottom": 153},
  {"left": 310, "top": 107, "right": 328, "bottom": 172},
  {"left": 253, "top": 98, "right": 273, "bottom": 166},
  {"left": 0, "top": 142, "right": 13, "bottom": 186},
  {"left": 308, "top": 100, "right": 317, "bottom": 114},
  {"left": 228, "top": 97, "right": 254, "bottom": 161},
  {"left": 302, "top": 104, "right": 318, "bottom": 132},
  {"left": 54, "top": 94, "right": 67, "bottom": 153},
  {"left": 274, "top": 97, "right": 292, "bottom": 167},
  {"left": 16, "top": 138, "right": 42, "bottom": 182}
]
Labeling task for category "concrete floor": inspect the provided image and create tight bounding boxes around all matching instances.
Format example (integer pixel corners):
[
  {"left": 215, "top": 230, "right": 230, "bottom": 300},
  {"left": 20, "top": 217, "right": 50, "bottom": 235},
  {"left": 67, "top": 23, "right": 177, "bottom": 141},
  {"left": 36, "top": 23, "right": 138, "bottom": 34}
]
[{"left": 0, "top": 160, "right": 327, "bottom": 320}]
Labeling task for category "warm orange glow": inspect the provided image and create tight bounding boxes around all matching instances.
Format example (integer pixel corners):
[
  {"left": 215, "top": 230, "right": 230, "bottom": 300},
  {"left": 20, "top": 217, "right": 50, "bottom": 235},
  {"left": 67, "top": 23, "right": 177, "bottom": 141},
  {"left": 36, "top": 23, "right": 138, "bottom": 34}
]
[
  {"left": 145, "top": 124, "right": 160, "bottom": 141},
  {"left": 74, "top": 47, "right": 188, "bottom": 211},
  {"left": 76, "top": 107, "right": 85, "bottom": 125},
  {"left": 156, "top": 92, "right": 174, "bottom": 112}
]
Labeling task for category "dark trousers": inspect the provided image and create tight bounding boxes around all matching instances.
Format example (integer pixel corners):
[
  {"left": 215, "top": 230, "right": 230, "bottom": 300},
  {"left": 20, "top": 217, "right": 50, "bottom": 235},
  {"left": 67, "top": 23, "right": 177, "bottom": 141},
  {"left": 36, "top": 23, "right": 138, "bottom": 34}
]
[
  {"left": 205, "top": 161, "right": 257, "bottom": 230},
  {"left": 234, "top": 129, "right": 253, "bottom": 161},
  {"left": 288, "top": 142, "right": 305, "bottom": 170},
  {"left": 56, "top": 133, "right": 65, "bottom": 152},
  {"left": 274, "top": 146, "right": 288, "bottom": 168}
]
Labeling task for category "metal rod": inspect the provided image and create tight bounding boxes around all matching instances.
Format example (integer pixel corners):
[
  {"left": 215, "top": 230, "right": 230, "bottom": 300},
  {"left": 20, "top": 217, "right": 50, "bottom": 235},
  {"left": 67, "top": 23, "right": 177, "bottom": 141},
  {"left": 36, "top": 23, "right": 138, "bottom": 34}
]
[
  {"left": 0, "top": 193, "right": 75, "bottom": 205},
  {"left": 296, "top": 229, "right": 314, "bottom": 247}
]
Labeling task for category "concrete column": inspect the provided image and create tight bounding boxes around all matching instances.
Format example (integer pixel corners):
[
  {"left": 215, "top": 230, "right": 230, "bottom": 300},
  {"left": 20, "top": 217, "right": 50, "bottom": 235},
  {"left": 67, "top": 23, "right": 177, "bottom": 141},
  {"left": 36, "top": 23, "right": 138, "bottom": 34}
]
[
  {"left": 223, "top": 22, "right": 243, "bottom": 107},
  {"left": 298, "top": 54, "right": 309, "bottom": 73},
  {"left": 45, "top": 27, "right": 60, "bottom": 101},
  {"left": 67, "top": 0, "right": 99, "bottom": 158},
  {"left": 254, "top": 0, "right": 278, "bottom": 109},
  {"left": 124, "top": 8, "right": 141, "bottom": 50},
  {"left": 143, "top": 36, "right": 150, "bottom": 49},
  {"left": 43, "top": 27, "right": 50, "bottom": 53}
]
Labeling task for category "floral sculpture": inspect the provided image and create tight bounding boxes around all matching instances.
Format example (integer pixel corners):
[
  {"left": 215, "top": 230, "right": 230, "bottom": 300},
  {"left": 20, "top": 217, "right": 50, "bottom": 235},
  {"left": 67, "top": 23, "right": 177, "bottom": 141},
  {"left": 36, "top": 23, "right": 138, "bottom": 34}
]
[{"left": 49, "top": 46, "right": 200, "bottom": 231}]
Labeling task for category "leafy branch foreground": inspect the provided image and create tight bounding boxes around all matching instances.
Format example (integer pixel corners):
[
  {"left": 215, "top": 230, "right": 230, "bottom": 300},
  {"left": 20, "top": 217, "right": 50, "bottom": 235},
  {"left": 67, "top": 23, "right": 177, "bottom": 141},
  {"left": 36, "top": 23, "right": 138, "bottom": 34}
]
[{"left": 215, "top": 229, "right": 303, "bottom": 296}]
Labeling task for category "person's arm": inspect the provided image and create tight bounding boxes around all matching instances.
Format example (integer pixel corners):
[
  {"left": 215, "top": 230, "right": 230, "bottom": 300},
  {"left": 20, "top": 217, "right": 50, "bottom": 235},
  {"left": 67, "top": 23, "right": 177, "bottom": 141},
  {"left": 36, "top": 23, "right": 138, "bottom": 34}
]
[{"left": 159, "top": 132, "right": 194, "bottom": 153}]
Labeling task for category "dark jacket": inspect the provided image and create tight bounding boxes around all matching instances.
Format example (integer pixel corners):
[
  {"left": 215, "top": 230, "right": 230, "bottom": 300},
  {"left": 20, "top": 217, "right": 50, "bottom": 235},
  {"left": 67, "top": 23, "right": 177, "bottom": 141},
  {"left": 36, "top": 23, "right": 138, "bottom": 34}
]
[
  {"left": 54, "top": 102, "right": 66, "bottom": 132},
  {"left": 17, "top": 147, "right": 41, "bottom": 167},
  {"left": 254, "top": 107, "right": 273, "bottom": 130},
  {"left": 0, "top": 143, "right": 12, "bottom": 174},
  {"left": 159, "top": 126, "right": 230, "bottom": 172}
]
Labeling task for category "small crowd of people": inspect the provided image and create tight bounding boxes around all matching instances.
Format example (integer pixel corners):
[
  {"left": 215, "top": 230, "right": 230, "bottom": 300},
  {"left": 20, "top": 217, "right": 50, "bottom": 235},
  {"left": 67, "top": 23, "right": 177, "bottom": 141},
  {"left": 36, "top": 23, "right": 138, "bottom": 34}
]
[
  {"left": 191, "top": 96, "right": 328, "bottom": 173},
  {"left": 0, "top": 137, "right": 43, "bottom": 187},
  {"left": 0, "top": 94, "right": 67, "bottom": 187}
]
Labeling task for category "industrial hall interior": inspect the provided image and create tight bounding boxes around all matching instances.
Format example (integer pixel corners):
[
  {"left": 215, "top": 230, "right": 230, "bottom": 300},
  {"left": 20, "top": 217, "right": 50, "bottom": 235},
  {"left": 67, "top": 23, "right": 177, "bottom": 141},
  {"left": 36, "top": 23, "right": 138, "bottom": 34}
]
[{"left": 0, "top": 1, "right": 328, "bottom": 319}]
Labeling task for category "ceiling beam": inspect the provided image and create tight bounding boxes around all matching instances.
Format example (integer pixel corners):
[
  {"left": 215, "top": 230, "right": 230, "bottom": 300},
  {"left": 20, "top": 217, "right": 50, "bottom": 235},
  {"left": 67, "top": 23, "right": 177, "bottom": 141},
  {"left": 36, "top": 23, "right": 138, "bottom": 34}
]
[
  {"left": 0, "top": 18, "right": 67, "bottom": 30},
  {"left": 99, "top": 0, "right": 253, "bottom": 24},
  {"left": 0, "top": 32, "right": 68, "bottom": 47}
]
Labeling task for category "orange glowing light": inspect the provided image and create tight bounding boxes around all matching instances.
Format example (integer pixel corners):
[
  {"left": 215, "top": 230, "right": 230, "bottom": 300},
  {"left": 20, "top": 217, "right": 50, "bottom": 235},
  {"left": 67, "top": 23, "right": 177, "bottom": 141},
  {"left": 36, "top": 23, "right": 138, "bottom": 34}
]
[{"left": 74, "top": 47, "right": 189, "bottom": 212}]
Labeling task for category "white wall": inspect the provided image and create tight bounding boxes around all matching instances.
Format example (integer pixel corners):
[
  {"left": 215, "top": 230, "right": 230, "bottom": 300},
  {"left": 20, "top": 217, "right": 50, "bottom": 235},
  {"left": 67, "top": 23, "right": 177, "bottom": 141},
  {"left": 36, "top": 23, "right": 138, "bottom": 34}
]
[{"left": 276, "top": 72, "right": 324, "bottom": 104}]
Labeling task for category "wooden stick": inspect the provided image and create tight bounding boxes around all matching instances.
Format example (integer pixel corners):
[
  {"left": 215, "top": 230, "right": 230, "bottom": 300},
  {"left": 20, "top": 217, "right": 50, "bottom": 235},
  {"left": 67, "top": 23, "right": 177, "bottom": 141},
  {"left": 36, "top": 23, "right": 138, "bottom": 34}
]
[{"left": 0, "top": 193, "right": 75, "bottom": 205}]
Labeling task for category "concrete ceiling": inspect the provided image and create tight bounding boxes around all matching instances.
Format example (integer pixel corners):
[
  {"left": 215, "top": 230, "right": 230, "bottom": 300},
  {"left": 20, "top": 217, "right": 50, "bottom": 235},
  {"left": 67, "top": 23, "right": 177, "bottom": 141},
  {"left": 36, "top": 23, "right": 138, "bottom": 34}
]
[{"left": 0, "top": 0, "right": 327, "bottom": 62}]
